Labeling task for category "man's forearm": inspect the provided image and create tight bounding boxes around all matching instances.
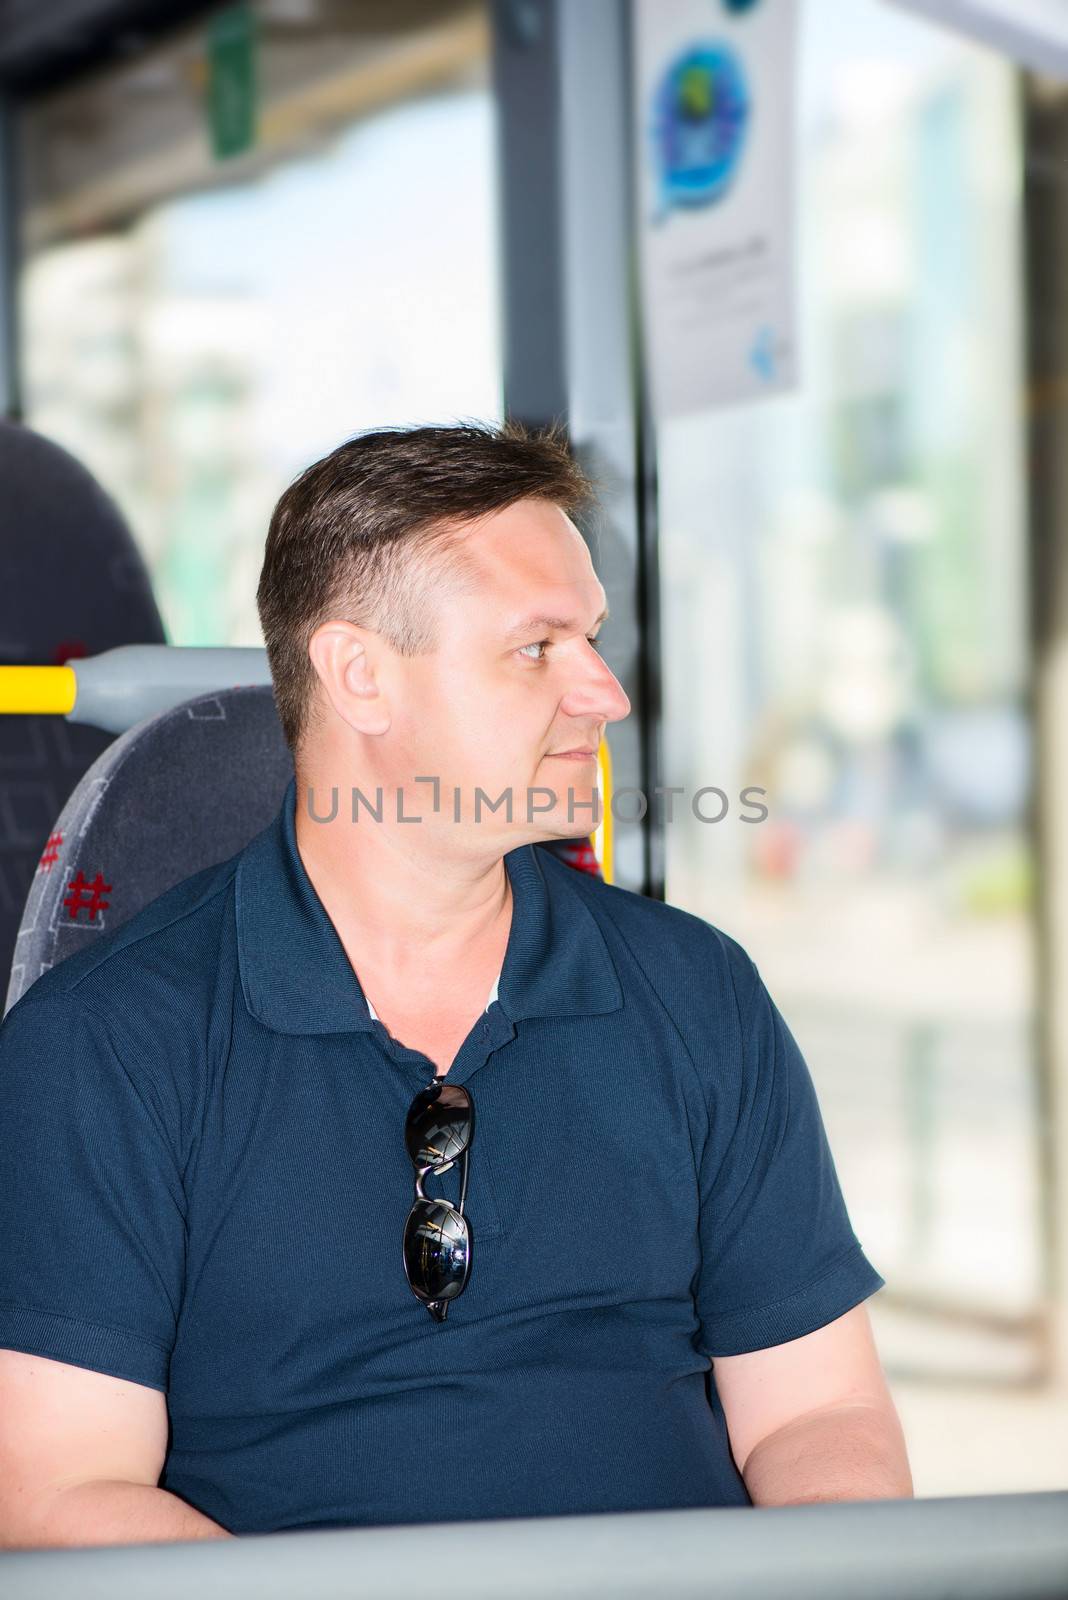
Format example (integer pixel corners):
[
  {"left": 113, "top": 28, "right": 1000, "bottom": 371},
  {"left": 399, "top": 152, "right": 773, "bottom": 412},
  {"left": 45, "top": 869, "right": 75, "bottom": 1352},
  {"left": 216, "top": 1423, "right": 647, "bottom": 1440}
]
[
  {"left": 12, "top": 1480, "right": 233, "bottom": 1549},
  {"left": 741, "top": 1400, "right": 914, "bottom": 1508}
]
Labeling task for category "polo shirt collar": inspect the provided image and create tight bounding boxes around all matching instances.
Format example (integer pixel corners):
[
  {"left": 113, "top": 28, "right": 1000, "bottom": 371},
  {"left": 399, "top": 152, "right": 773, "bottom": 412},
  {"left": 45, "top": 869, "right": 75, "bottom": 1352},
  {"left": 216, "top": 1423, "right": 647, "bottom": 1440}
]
[{"left": 236, "top": 775, "right": 623, "bottom": 1036}]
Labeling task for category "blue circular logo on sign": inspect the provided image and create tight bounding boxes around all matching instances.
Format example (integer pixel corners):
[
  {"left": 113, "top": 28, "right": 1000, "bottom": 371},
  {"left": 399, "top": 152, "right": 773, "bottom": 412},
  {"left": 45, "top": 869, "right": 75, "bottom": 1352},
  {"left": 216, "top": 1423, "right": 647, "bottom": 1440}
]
[
  {"left": 722, "top": 0, "right": 762, "bottom": 13},
  {"left": 651, "top": 41, "right": 750, "bottom": 211}
]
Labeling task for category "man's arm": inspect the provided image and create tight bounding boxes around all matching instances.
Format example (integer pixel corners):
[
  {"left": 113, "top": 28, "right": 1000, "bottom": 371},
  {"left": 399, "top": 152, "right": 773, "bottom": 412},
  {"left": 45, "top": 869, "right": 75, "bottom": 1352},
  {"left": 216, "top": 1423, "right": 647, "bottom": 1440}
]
[
  {"left": 737, "top": 1398, "right": 912, "bottom": 1507},
  {"left": 712, "top": 1304, "right": 913, "bottom": 1507},
  {"left": 0, "top": 1350, "right": 232, "bottom": 1548},
  {"left": 21, "top": 1478, "right": 232, "bottom": 1548}
]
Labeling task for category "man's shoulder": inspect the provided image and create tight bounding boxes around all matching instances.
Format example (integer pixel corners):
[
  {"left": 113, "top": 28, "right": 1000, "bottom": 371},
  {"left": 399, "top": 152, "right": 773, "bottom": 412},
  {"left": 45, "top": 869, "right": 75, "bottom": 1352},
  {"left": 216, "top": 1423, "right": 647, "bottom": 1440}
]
[
  {"left": 535, "top": 846, "right": 758, "bottom": 1019},
  {"left": 5, "top": 850, "right": 240, "bottom": 1031}
]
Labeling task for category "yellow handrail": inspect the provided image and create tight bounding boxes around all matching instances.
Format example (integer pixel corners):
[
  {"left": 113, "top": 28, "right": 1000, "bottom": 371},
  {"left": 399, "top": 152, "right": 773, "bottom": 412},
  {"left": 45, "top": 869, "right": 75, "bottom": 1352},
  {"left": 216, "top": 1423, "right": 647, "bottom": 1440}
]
[
  {"left": 595, "top": 736, "right": 614, "bottom": 885},
  {"left": 0, "top": 666, "right": 77, "bottom": 715}
]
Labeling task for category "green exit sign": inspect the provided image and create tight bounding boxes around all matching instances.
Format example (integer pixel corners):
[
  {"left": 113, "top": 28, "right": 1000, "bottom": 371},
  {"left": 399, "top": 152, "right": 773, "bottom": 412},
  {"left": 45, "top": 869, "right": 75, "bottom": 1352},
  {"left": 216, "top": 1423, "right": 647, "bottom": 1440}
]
[{"left": 207, "top": 4, "right": 258, "bottom": 161}]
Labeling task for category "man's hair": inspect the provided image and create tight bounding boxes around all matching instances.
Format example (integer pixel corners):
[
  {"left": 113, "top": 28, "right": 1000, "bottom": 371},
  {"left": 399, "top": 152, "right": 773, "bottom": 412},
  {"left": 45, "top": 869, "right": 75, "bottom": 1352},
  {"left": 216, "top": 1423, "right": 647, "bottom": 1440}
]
[{"left": 256, "top": 419, "right": 595, "bottom": 758}]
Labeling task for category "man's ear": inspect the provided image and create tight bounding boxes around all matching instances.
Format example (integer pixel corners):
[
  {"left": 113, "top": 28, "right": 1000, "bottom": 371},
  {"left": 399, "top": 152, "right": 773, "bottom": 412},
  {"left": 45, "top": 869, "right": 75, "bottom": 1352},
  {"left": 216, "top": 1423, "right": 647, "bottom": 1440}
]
[{"left": 307, "top": 620, "right": 391, "bottom": 736}]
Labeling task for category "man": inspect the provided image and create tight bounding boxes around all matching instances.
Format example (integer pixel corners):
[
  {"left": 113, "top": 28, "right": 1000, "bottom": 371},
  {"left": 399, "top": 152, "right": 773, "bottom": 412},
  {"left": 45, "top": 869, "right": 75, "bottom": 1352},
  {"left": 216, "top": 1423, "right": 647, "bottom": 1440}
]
[{"left": 0, "top": 421, "right": 911, "bottom": 1548}]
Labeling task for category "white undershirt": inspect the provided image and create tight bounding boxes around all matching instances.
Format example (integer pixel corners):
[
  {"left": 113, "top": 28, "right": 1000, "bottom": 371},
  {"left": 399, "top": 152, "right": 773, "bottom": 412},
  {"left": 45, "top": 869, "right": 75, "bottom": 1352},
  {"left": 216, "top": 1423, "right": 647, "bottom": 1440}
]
[{"left": 365, "top": 972, "right": 500, "bottom": 1022}]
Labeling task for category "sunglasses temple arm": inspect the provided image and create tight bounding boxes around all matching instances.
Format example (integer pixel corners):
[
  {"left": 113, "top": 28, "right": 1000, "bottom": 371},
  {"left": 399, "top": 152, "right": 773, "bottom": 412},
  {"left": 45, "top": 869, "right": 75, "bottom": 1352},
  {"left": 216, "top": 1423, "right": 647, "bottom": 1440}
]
[{"left": 457, "top": 1143, "right": 470, "bottom": 1218}]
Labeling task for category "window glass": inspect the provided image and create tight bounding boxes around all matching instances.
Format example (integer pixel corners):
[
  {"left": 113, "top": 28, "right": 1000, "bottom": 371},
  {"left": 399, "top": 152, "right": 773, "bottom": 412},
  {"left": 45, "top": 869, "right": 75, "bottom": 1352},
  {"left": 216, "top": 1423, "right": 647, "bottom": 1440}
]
[
  {"left": 657, "top": 0, "right": 1037, "bottom": 1377},
  {"left": 19, "top": 1, "right": 500, "bottom": 646}
]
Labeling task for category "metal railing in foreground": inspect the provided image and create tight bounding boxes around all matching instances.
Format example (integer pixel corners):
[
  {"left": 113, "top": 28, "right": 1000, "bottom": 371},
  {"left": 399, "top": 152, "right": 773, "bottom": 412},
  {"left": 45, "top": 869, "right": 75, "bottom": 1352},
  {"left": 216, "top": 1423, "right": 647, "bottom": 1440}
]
[{"left": 1, "top": 1490, "right": 1066, "bottom": 1600}]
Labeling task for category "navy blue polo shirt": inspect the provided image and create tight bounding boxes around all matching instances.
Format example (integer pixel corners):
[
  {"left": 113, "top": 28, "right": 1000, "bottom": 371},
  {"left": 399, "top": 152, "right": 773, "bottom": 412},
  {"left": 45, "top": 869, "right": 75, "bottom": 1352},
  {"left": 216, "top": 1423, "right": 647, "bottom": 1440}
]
[{"left": 0, "top": 774, "right": 884, "bottom": 1533}]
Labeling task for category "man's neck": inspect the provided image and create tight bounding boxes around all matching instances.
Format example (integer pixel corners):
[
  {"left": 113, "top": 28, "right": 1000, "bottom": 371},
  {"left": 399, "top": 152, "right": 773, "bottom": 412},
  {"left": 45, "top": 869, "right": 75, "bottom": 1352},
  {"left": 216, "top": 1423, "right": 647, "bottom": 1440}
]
[{"left": 293, "top": 772, "right": 513, "bottom": 983}]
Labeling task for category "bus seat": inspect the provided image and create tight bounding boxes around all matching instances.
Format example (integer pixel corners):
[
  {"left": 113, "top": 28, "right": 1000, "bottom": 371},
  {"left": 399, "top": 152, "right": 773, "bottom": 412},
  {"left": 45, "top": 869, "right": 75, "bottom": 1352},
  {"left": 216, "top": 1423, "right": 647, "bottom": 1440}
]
[
  {"left": 0, "top": 419, "right": 165, "bottom": 997},
  {"left": 3, "top": 684, "right": 290, "bottom": 1015}
]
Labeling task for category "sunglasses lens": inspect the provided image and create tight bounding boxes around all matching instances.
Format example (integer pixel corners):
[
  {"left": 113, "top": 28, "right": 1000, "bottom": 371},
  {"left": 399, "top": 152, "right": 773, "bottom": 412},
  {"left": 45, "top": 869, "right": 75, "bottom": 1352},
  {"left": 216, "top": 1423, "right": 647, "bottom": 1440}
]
[
  {"left": 403, "top": 1198, "right": 471, "bottom": 1302},
  {"left": 404, "top": 1083, "right": 474, "bottom": 1169}
]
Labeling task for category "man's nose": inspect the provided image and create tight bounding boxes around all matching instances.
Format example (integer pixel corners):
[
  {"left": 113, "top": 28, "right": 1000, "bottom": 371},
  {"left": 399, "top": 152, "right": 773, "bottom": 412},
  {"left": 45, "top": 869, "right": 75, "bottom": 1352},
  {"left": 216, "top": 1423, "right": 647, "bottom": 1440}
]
[{"left": 561, "top": 646, "right": 631, "bottom": 725}]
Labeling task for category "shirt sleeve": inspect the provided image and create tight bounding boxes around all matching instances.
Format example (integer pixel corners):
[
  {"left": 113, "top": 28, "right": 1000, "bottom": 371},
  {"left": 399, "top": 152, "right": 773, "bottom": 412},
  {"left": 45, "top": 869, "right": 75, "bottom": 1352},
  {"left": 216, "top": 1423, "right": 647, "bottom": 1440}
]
[
  {"left": 694, "top": 957, "right": 885, "bottom": 1358},
  {"left": 0, "top": 989, "right": 186, "bottom": 1392}
]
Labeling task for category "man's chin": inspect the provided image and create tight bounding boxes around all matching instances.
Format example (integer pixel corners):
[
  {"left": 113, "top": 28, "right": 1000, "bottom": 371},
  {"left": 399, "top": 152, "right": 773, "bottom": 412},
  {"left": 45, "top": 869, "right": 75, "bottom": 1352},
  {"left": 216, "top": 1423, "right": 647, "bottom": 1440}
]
[
  {"left": 546, "top": 789, "right": 603, "bottom": 836},
  {"left": 474, "top": 779, "right": 602, "bottom": 848},
  {"left": 523, "top": 811, "right": 602, "bottom": 845}
]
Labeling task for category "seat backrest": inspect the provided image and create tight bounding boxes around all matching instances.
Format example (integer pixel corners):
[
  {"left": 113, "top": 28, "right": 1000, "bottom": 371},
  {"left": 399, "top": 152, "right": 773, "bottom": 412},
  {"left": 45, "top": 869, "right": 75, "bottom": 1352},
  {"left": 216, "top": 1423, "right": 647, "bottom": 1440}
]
[
  {"left": 0, "top": 418, "right": 165, "bottom": 992},
  {"left": 4, "top": 685, "right": 291, "bottom": 1015}
]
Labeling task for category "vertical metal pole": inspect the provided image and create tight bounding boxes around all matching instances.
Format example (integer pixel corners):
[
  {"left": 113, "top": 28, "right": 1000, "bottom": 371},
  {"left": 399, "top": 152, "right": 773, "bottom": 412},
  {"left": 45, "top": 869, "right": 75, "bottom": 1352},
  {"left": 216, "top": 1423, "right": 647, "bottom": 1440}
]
[
  {"left": 618, "top": 0, "right": 664, "bottom": 902},
  {"left": 902, "top": 1021, "right": 938, "bottom": 1267},
  {"left": 490, "top": 0, "right": 567, "bottom": 427},
  {"left": 491, "top": 0, "right": 662, "bottom": 897},
  {"left": 1023, "top": 72, "right": 1068, "bottom": 1386},
  {"left": 0, "top": 92, "right": 21, "bottom": 421}
]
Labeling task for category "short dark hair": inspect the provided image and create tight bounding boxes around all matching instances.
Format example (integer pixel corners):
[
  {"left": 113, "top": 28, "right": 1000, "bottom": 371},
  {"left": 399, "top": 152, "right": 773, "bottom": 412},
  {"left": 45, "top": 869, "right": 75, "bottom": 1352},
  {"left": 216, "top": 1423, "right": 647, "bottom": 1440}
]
[{"left": 256, "top": 419, "right": 595, "bottom": 758}]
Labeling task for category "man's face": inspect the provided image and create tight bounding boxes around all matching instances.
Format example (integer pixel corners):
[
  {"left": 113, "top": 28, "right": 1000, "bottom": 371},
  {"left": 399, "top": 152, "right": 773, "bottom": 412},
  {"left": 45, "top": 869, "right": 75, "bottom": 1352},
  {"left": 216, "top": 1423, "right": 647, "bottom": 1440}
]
[{"left": 379, "top": 497, "right": 631, "bottom": 852}]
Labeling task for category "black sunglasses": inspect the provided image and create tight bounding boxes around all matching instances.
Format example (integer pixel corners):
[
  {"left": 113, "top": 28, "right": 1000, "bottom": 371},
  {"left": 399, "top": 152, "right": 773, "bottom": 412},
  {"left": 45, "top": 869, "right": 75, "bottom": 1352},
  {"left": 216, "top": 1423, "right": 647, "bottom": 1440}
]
[{"left": 403, "top": 1082, "right": 475, "bottom": 1321}]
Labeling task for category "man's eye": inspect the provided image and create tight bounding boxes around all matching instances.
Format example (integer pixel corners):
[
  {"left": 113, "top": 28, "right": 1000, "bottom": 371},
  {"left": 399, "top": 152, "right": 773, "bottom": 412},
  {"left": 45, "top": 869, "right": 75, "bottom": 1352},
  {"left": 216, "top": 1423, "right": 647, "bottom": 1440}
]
[{"left": 517, "top": 635, "right": 602, "bottom": 662}]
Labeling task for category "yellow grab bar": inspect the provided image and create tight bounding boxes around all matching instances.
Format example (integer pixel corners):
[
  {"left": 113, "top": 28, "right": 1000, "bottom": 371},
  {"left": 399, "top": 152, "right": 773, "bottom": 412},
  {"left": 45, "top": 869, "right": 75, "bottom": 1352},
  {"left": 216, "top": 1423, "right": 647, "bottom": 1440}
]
[
  {"left": 595, "top": 736, "right": 614, "bottom": 885},
  {"left": 0, "top": 665, "right": 77, "bottom": 715}
]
